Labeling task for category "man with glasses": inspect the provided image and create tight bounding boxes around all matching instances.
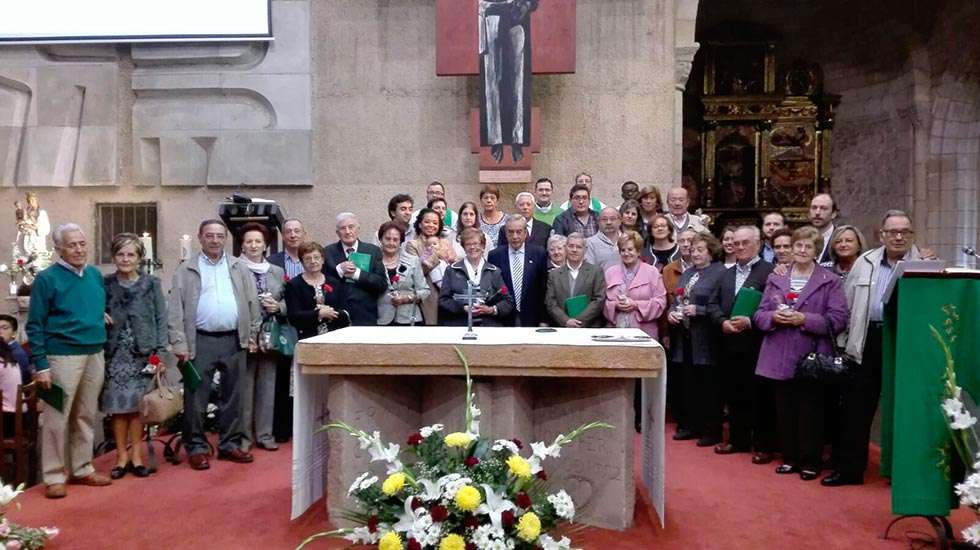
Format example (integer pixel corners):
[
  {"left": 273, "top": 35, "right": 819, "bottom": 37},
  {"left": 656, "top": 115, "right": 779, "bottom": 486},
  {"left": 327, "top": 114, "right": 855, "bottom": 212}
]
[
  {"left": 824, "top": 209, "right": 934, "bottom": 486},
  {"left": 552, "top": 183, "right": 599, "bottom": 239}
]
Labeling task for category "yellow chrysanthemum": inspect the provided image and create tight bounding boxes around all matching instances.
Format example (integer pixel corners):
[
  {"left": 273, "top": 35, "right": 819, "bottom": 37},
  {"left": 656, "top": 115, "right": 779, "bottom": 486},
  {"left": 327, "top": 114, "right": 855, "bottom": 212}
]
[
  {"left": 516, "top": 512, "right": 541, "bottom": 542},
  {"left": 438, "top": 533, "right": 466, "bottom": 550},
  {"left": 454, "top": 485, "right": 482, "bottom": 512},
  {"left": 379, "top": 531, "right": 403, "bottom": 550},
  {"left": 444, "top": 432, "right": 474, "bottom": 449},
  {"left": 381, "top": 472, "right": 406, "bottom": 496},
  {"left": 506, "top": 454, "right": 532, "bottom": 479}
]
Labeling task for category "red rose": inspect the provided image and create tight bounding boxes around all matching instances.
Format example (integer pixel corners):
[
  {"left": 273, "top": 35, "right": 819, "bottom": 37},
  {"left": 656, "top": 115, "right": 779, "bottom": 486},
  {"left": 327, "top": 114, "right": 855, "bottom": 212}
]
[
  {"left": 322, "top": 283, "right": 334, "bottom": 293},
  {"left": 391, "top": 274, "right": 401, "bottom": 284},
  {"left": 283, "top": 274, "right": 290, "bottom": 282},
  {"left": 16, "top": 258, "right": 24, "bottom": 266},
  {"left": 430, "top": 505, "right": 448, "bottom": 522},
  {"left": 499, "top": 286, "right": 508, "bottom": 295},
  {"left": 501, "top": 510, "right": 516, "bottom": 527},
  {"left": 410, "top": 496, "right": 424, "bottom": 510},
  {"left": 407, "top": 539, "right": 422, "bottom": 550},
  {"left": 511, "top": 438, "right": 524, "bottom": 450},
  {"left": 536, "top": 470, "right": 548, "bottom": 481},
  {"left": 675, "top": 287, "right": 685, "bottom": 297},
  {"left": 407, "top": 433, "right": 423, "bottom": 446},
  {"left": 464, "top": 456, "right": 480, "bottom": 468},
  {"left": 462, "top": 515, "right": 479, "bottom": 529},
  {"left": 786, "top": 292, "right": 799, "bottom": 300},
  {"left": 515, "top": 491, "right": 532, "bottom": 509},
  {"left": 148, "top": 354, "right": 162, "bottom": 366},
  {"left": 367, "top": 515, "right": 379, "bottom": 533}
]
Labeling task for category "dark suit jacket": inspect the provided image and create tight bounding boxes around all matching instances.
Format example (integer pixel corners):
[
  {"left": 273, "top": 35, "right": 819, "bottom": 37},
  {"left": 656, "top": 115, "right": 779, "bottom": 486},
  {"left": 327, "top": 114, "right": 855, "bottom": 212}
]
[
  {"left": 667, "top": 262, "right": 727, "bottom": 366},
  {"left": 497, "top": 219, "right": 552, "bottom": 250},
  {"left": 708, "top": 259, "right": 774, "bottom": 356},
  {"left": 544, "top": 262, "right": 606, "bottom": 327},
  {"left": 322, "top": 241, "right": 386, "bottom": 326},
  {"left": 284, "top": 273, "right": 347, "bottom": 341},
  {"left": 438, "top": 261, "right": 515, "bottom": 327},
  {"left": 267, "top": 251, "right": 286, "bottom": 270},
  {"left": 487, "top": 243, "right": 549, "bottom": 326}
]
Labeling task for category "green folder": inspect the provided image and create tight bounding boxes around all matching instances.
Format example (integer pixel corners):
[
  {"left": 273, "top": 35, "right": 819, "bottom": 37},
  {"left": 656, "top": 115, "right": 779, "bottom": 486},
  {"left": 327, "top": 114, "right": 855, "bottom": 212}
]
[
  {"left": 730, "top": 287, "right": 764, "bottom": 318},
  {"left": 179, "top": 359, "right": 203, "bottom": 392},
  {"left": 39, "top": 383, "right": 65, "bottom": 413},
  {"left": 565, "top": 294, "right": 589, "bottom": 318},
  {"left": 347, "top": 252, "right": 372, "bottom": 282}
]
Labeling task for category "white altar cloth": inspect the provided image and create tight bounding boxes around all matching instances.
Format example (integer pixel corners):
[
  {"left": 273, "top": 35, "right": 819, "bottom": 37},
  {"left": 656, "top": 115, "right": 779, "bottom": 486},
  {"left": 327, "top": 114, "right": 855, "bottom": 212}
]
[{"left": 290, "top": 326, "right": 667, "bottom": 526}]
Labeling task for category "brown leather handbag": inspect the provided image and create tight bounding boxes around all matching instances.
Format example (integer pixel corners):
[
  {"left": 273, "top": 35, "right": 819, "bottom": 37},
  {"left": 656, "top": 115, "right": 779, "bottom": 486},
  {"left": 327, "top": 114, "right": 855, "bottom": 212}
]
[{"left": 139, "top": 371, "right": 183, "bottom": 425}]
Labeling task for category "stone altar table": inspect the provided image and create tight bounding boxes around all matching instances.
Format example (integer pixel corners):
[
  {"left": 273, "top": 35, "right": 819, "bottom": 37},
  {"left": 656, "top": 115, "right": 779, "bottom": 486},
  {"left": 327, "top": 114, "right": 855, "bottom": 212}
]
[{"left": 290, "top": 326, "right": 666, "bottom": 530}]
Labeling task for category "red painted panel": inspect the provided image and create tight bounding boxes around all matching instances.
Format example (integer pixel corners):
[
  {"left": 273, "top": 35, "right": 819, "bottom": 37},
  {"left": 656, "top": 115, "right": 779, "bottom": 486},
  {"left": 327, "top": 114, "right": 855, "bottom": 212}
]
[{"left": 436, "top": 0, "right": 576, "bottom": 76}]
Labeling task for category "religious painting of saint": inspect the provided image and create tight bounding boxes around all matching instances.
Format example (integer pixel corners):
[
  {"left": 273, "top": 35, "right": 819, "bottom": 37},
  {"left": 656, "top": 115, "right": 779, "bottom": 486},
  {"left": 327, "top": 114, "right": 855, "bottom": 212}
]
[
  {"left": 478, "top": 0, "right": 538, "bottom": 163},
  {"left": 713, "top": 126, "right": 756, "bottom": 208}
]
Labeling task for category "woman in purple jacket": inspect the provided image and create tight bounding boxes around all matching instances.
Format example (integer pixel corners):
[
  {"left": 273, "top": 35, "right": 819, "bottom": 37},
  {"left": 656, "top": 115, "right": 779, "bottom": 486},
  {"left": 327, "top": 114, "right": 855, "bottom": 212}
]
[{"left": 753, "top": 226, "right": 849, "bottom": 481}]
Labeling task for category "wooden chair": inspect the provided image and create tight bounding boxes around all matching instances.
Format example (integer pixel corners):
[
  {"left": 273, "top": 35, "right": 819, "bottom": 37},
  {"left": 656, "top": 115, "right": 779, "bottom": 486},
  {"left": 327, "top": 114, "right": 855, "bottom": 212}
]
[{"left": 0, "top": 383, "right": 40, "bottom": 486}]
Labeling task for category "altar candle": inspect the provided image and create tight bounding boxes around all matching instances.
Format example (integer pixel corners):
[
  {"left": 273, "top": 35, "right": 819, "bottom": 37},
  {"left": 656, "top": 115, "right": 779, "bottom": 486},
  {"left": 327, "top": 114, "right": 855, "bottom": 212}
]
[
  {"left": 141, "top": 232, "right": 154, "bottom": 262},
  {"left": 179, "top": 235, "right": 191, "bottom": 261}
]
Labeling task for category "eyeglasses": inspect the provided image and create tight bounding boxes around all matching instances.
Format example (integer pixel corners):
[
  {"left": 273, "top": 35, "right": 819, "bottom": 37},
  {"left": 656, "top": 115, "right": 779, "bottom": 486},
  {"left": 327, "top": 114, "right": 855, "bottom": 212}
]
[{"left": 881, "top": 229, "right": 914, "bottom": 238}]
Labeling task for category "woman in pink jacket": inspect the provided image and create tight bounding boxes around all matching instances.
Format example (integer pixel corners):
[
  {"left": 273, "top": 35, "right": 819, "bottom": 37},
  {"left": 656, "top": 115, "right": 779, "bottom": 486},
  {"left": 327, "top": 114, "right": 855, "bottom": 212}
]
[{"left": 603, "top": 231, "right": 668, "bottom": 338}]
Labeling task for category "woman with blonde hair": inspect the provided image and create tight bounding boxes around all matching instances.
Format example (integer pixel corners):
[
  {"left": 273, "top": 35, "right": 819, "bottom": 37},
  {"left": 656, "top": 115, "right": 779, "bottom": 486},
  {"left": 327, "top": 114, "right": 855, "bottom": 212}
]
[{"left": 103, "top": 233, "right": 167, "bottom": 478}]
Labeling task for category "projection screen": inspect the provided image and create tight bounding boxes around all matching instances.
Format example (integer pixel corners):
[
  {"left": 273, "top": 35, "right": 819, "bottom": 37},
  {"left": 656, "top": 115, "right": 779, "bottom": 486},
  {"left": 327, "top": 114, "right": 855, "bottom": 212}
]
[{"left": 0, "top": 0, "right": 272, "bottom": 44}]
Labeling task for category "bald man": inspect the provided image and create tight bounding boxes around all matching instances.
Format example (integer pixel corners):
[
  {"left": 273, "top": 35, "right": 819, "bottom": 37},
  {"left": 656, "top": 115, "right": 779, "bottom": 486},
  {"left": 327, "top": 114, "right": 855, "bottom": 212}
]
[
  {"left": 584, "top": 207, "right": 623, "bottom": 272},
  {"left": 666, "top": 187, "right": 707, "bottom": 234}
]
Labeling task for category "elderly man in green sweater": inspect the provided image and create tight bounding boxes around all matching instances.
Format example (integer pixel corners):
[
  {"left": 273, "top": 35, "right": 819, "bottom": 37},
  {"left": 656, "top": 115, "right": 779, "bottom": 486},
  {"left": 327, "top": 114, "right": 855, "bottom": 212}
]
[{"left": 27, "top": 223, "right": 111, "bottom": 499}]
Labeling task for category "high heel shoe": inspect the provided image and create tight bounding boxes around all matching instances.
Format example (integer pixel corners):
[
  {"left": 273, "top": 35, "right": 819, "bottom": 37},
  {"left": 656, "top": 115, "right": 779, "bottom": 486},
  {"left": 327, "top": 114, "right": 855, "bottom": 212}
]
[{"left": 111, "top": 462, "right": 131, "bottom": 480}]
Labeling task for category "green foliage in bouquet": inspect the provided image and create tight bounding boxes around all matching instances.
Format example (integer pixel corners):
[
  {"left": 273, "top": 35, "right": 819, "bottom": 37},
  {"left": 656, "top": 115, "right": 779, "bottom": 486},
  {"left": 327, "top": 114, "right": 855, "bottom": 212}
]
[
  {"left": 299, "top": 347, "right": 611, "bottom": 550},
  {"left": 0, "top": 479, "right": 58, "bottom": 549}
]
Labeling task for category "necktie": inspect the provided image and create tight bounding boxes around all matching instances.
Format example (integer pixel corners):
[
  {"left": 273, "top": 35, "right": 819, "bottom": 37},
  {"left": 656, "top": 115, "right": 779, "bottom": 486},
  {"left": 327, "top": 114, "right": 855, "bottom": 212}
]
[
  {"left": 346, "top": 247, "right": 354, "bottom": 258},
  {"left": 511, "top": 250, "right": 524, "bottom": 311}
]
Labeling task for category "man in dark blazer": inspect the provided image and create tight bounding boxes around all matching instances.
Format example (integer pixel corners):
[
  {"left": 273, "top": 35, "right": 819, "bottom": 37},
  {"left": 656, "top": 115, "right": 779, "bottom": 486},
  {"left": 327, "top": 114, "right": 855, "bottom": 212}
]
[
  {"left": 488, "top": 214, "right": 549, "bottom": 327},
  {"left": 323, "top": 213, "right": 386, "bottom": 326},
  {"left": 708, "top": 225, "right": 776, "bottom": 462},
  {"left": 497, "top": 192, "right": 551, "bottom": 249},
  {"left": 544, "top": 233, "right": 606, "bottom": 327}
]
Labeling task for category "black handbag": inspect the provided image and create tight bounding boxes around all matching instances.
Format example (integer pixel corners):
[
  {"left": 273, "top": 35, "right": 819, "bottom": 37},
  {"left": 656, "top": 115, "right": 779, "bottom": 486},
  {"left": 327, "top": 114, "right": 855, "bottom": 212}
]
[{"left": 794, "top": 317, "right": 853, "bottom": 383}]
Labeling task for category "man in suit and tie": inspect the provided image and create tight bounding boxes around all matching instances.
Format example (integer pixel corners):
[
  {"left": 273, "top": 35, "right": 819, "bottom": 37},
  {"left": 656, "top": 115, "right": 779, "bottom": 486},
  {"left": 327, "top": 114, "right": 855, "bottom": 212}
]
[
  {"left": 809, "top": 193, "right": 839, "bottom": 264},
  {"left": 497, "top": 192, "right": 551, "bottom": 249},
  {"left": 488, "top": 214, "right": 549, "bottom": 327},
  {"left": 323, "top": 213, "right": 387, "bottom": 326},
  {"left": 545, "top": 232, "right": 606, "bottom": 327},
  {"left": 708, "top": 225, "right": 776, "bottom": 463}
]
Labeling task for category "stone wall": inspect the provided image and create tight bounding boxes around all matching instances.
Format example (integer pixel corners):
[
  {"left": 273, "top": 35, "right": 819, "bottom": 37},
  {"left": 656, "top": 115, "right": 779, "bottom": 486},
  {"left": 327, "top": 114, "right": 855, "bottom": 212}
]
[{"left": 0, "top": 0, "right": 680, "bottom": 290}]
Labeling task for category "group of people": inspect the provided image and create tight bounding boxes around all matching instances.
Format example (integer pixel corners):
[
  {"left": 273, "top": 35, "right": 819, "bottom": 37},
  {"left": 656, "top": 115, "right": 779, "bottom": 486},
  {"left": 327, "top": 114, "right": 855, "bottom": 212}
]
[{"left": 20, "top": 174, "right": 932, "bottom": 500}]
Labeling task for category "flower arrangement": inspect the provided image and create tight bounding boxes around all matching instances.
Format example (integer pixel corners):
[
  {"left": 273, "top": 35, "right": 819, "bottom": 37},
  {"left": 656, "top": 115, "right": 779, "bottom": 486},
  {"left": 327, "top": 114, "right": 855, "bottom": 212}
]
[
  {"left": 932, "top": 305, "right": 980, "bottom": 545},
  {"left": 1, "top": 248, "right": 52, "bottom": 294},
  {"left": 299, "top": 348, "right": 611, "bottom": 550},
  {"left": 0, "top": 478, "right": 58, "bottom": 549}
]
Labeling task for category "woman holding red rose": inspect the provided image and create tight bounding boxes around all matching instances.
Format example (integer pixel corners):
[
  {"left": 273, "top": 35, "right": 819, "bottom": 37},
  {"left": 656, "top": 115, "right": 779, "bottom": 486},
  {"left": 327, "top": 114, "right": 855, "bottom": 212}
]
[
  {"left": 285, "top": 242, "right": 347, "bottom": 341},
  {"left": 377, "top": 222, "right": 430, "bottom": 326},
  {"left": 753, "top": 225, "right": 848, "bottom": 481},
  {"left": 102, "top": 233, "right": 168, "bottom": 479}
]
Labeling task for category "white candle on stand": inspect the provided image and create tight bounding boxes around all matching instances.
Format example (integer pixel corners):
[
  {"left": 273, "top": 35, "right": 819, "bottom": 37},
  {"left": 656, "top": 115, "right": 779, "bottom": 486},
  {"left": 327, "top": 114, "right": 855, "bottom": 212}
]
[
  {"left": 179, "top": 235, "right": 191, "bottom": 261},
  {"left": 140, "top": 233, "right": 154, "bottom": 263}
]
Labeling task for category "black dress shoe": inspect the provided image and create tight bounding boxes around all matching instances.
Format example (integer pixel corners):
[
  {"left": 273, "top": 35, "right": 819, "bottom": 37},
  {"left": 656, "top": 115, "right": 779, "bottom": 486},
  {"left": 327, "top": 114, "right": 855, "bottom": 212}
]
[
  {"left": 110, "top": 463, "right": 130, "bottom": 480},
  {"left": 696, "top": 436, "right": 721, "bottom": 447},
  {"left": 821, "top": 472, "right": 864, "bottom": 486},
  {"left": 673, "top": 429, "right": 698, "bottom": 441},
  {"left": 714, "top": 443, "right": 749, "bottom": 455},
  {"left": 751, "top": 452, "right": 774, "bottom": 465},
  {"left": 775, "top": 463, "right": 799, "bottom": 474},
  {"left": 799, "top": 469, "right": 819, "bottom": 481},
  {"left": 130, "top": 464, "right": 150, "bottom": 478}
]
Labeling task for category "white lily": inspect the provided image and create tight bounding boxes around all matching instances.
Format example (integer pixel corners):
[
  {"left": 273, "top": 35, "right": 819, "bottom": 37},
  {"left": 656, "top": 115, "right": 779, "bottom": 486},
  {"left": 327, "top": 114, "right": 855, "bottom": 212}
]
[
  {"left": 492, "top": 439, "right": 521, "bottom": 455},
  {"left": 343, "top": 526, "right": 380, "bottom": 545},
  {"left": 393, "top": 497, "right": 427, "bottom": 533},
  {"left": 538, "top": 534, "right": 572, "bottom": 550},
  {"left": 943, "top": 397, "right": 964, "bottom": 418},
  {"left": 0, "top": 483, "right": 22, "bottom": 507},
  {"left": 476, "top": 484, "right": 517, "bottom": 532},
  {"left": 420, "top": 423, "right": 444, "bottom": 438},
  {"left": 417, "top": 478, "right": 443, "bottom": 502},
  {"left": 366, "top": 441, "right": 403, "bottom": 473},
  {"left": 952, "top": 411, "right": 978, "bottom": 431}
]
